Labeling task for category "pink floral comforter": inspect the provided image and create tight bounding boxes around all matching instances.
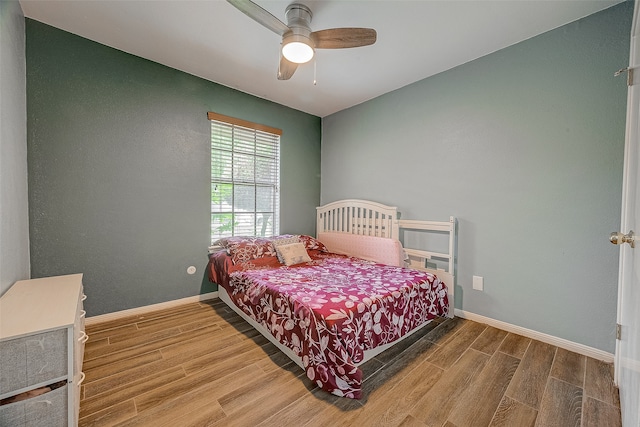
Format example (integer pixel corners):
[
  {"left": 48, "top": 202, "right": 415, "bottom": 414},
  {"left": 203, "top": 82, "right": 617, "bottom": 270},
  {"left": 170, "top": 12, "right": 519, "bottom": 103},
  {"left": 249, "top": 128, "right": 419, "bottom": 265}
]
[{"left": 210, "top": 251, "right": 448, "bottom": 398}]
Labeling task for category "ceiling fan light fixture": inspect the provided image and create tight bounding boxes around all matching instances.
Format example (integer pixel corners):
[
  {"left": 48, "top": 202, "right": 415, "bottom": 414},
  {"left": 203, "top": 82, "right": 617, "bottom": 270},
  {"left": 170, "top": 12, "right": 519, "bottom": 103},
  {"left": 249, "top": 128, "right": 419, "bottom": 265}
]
[
  {"left": 282, "top": 34, "right": 314, "bottom": 64},
  {"left": 227, "top": 0, "right": 377, "bottom": 80}
]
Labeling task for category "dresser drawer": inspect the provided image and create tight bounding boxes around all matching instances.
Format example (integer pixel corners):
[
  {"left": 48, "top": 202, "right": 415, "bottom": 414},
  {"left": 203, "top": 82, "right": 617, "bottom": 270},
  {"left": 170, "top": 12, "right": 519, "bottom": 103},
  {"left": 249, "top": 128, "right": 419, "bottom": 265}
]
[
  {"left": 0, "top": 329, "right": 68, "bottom": 395},
  {"left": 0, "top": 383, "right": 68, "bottom": 427}
]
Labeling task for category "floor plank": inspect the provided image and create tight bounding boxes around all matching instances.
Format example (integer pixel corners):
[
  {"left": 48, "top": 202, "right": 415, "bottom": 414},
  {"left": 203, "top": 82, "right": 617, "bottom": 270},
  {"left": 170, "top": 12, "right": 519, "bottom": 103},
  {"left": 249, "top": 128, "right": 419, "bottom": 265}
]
[
  {"left": 79, "top": 400, "right": 137, "bottom": 427},
  {"left": 505, "top": 340, "right": 556, "bottom": 409},
  {"left": 409, "top": 349, "right": 490, "bottom": 427},
  {"left": 582, "top": 396, "right": 623, "bottom": 427},
  {"left": 498, "top": 333, "right": 531, "bottom": 359},
  {"left": 584, "top": 357, "right": 621, "bottom": 407},
  {"left": 447, "top": 351, "right": 520, "bottom": 427},
  {"left": 349, "top": 360, "right": 443, "bottom": 426},
  {"left": 117, "top": 364, "right": 265, "bottom": 425},
  {"left": 534, "top": 377, "right": 582, "bottom": 427},
  {"left": 549, "top": 347, "right": 585, "bottom": 388},
  {"left": 489, "top": 396, "right": 538, "bottom": 427},
  {"left": 399, "top": 415, "right": 429, "bottom": 427},
  {"left": 214, "top": 369, "right": 315, "bottom": 426},
  {"left": 422, "top": 316, "right": 468, "bottom": 345},
  {"left": 257, "top": 388, "right": 344, "bottom": 426},
  {"left": 83, "top": 356, "right": 179, "bottom": 399},
  {"left": 360, "top": 334, "right": 441, "bottom": 399},
  {"left": 83, "top": 327, "right": 183, "bottom": 361},
  {"left": 425, "top": 321, "right": 487, "bottom": 369},
  {"left": 165, "top": 400, "right": 227, "bottom": 427},
  {"left": 80, "top": 366, "right": 185, "bottom": 419},
  {"left": 84, "top": 350, "right": 164, "bottom": 384},
  {"left": 470, "top": 326, "right": 508, "bottom": 356},
  {"left": 83, "top": 325, "right": 221, "bottom": 370},
  {"left": 84, "top": 302, "right": 206, "bottom": 333},
  {"left": 85, "top": 324, "right": 138, "bottom": 343},
  {"left": 299, "top": 389, "right": 363, "bottom": 427}
]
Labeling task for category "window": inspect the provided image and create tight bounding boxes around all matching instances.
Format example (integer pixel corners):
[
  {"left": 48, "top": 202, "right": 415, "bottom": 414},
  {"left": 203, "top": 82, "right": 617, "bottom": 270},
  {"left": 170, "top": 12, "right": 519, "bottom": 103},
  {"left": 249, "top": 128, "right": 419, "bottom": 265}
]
[{"left": 208, "top": 112, "right": 281, "bottom": 243}]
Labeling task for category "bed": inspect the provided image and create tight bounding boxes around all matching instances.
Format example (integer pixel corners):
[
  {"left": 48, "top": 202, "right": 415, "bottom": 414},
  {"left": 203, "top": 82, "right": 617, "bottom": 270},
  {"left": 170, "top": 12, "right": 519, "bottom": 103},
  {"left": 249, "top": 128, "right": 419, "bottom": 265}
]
[{"left": 207, "top": 199, "right": 456, "bottom": 399}]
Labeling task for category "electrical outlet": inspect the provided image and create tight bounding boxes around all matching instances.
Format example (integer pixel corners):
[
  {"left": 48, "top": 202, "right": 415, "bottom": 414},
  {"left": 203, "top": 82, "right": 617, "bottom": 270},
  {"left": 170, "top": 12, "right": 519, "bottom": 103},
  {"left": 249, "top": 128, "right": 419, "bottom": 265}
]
[{"left": 472, "top": 275, "right": 484, "bottom": 291}]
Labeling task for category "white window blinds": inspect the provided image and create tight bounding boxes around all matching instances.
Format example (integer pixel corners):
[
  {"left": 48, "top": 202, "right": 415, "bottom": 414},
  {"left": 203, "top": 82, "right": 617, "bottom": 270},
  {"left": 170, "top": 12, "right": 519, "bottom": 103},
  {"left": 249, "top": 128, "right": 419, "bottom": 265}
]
[{"left": 209, "top": 112, "right": 281, "bottom": 243}]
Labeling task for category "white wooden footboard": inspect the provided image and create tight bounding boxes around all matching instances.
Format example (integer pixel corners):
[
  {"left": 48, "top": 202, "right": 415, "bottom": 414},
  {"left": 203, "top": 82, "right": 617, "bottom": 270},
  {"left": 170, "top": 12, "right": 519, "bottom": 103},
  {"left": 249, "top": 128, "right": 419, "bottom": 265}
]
[{"left": 399, "top": 217, "right": 456, "bottom": 318}]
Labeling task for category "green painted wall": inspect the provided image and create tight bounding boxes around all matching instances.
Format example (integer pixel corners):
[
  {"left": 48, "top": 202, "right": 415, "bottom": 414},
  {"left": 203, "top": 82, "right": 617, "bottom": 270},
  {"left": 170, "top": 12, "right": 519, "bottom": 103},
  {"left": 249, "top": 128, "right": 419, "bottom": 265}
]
[
  {"left": 0, "top": 0, "right": 30, "bottom": 297},
  {"left": 322, "top": 2, "right": 632, "bottom": 353},
  {"left": 26, "top": 20, "right": 321, "bottom": 316}
]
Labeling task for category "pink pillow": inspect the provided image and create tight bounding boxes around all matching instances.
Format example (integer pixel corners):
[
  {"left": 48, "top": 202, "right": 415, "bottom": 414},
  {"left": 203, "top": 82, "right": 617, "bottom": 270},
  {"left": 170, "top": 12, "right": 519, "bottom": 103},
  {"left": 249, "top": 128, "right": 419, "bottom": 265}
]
[{"left": 317, "top": 232, "right": 404, "bottom": 267}]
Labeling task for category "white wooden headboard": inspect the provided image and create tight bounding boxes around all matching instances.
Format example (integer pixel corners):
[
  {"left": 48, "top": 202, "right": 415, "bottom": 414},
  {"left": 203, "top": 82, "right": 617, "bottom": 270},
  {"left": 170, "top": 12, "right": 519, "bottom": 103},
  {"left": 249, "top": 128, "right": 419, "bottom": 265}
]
[
  {"left": 316, "top": 199, "right": 400, "bottom": 239},
  {"left": 316, "top": 199, "right": 456, "bottom": 318}
]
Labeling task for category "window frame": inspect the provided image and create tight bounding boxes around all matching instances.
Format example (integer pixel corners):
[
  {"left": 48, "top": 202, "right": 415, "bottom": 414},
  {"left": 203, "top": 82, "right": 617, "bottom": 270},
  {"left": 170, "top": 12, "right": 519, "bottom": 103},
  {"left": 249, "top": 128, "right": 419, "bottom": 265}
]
[{"left": 208, "top": 112, "right": 282, "bottom": 243}]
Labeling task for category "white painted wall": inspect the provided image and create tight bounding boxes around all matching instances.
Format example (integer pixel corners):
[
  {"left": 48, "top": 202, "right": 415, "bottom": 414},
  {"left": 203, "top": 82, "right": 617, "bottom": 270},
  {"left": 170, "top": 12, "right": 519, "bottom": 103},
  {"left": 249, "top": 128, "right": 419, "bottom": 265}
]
[{"left": 0, "top": 0, "right": 30, "bottom": 296}]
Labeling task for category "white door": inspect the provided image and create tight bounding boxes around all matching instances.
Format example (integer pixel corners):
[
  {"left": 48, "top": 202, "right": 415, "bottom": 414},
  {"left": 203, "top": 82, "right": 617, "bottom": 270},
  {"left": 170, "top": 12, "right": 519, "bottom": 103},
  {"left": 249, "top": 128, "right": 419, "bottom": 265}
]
[{"left": 615, "top": 2, "right": 640, "bottom": 425}]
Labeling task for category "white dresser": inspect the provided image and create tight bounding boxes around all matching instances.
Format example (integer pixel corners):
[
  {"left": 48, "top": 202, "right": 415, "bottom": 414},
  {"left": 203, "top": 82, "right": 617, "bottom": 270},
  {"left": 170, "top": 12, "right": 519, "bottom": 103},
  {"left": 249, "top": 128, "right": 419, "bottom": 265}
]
[{"left": 0, "top": 274, "right": 87, "bottom": 427}]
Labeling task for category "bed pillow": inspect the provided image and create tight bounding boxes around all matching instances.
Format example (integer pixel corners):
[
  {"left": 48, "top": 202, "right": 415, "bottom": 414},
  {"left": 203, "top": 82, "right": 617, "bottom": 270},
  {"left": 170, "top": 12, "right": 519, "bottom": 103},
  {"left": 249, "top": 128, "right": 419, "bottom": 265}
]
[
  {"left": 317, "top": 232, "right": 404, "bottom": 267},
  {"left": 271, "top": 235, "right": 301, "bottom": 263},
  {"left": 299, "top": 234, "right": 328, "bottom": 252},
  {"left": 222, "top": 237, "right": 277, "bottom": 264},
  {"left": 275, "top": 242, "right": 312, "bottom": 266}
]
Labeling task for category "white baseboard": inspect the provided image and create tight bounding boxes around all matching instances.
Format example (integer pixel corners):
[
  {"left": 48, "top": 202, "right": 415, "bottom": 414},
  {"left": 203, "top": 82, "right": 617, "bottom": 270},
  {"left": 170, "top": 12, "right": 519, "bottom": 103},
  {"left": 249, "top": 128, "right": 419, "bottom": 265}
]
[
  {"left": 454, "top": 309, "right": 614, "bottom": 363},
  {"left": 85, "top": 292, "right": 219, "bottom": 326}
]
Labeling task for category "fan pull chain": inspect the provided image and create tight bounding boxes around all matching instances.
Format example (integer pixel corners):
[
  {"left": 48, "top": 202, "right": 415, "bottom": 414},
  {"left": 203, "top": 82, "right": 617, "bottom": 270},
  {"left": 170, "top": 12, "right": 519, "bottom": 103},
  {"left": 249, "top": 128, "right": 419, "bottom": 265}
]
[
  {"left": 313, "top": 58, "right": 317, "bottom": 85},
  {"left": 277, "top": 48, "right": 282, "bottom": 79}
]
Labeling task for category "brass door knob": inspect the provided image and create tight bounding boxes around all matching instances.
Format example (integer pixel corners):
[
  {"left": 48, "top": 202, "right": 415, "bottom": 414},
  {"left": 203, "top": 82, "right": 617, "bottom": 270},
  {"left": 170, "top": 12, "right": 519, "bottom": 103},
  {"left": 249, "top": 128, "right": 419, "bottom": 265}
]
[{"left": 610, "top": 230, "right": 635, "bottom": 248}]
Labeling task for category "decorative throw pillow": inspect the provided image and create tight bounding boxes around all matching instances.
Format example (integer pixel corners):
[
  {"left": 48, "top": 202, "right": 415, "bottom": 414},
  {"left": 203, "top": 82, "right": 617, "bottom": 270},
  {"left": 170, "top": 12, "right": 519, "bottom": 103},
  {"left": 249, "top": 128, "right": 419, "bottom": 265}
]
[
  {"left": 298, "top": 235, "right": 328, "bottom": 252},
  {"left": 224, "top": 237, "right": 277, "bottom": 264},
  {"left": 211, "top": 237, "right": 233, "bottom": 249},
  {"left": 275, "top": 242, "right": 312, "bottom": 266},
  {"left": 271, "top": 235, "right": 301, "bottom": 263}
]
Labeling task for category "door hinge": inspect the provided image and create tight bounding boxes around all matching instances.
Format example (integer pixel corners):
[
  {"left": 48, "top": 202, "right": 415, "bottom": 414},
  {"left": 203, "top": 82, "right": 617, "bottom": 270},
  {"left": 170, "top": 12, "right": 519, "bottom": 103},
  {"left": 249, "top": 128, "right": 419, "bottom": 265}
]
[
  {"left": 616, "top": 323, "right": 622, "bottom": 340},
  {"left": 615, "top": 67, "right": 635, "bottom": 86}
]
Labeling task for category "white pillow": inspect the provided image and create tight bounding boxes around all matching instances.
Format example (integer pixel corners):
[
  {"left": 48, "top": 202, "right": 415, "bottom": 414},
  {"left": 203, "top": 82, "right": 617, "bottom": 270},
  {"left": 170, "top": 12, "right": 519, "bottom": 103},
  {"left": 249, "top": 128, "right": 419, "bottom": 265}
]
[
  {"left": 271, "top": 236, "right": 301, "bottom": 263},
  {"left": 275, "top": 242, "right": 311, "bottom": 266}
]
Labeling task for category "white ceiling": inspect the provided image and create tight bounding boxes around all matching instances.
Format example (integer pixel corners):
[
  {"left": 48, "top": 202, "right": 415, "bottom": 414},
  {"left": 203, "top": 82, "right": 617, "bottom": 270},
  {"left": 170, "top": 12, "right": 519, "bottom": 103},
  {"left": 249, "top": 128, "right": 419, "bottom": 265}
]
[{"left": 20, "top": 0, "right": 622, "bottom": 117}]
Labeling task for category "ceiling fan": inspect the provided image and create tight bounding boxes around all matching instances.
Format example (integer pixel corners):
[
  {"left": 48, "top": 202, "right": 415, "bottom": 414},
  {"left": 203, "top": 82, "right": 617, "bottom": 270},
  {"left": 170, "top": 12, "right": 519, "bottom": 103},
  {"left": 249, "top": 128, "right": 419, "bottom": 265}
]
[{"left": 227, "top": 0, "right": 377, "bottom": 80}]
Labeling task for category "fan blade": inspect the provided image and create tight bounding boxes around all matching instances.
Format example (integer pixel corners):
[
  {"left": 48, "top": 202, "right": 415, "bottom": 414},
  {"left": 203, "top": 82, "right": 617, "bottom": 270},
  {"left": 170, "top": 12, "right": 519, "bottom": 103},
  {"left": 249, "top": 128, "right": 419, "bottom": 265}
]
[
  {"left": 311, "top": 28, "right": 377, "bottom": 49},
  {"left": 227, "top": 0, "right": 290, "bottom": 36},
  {"left": 277, "top": 56, "right": 298, "bottom": 80}
]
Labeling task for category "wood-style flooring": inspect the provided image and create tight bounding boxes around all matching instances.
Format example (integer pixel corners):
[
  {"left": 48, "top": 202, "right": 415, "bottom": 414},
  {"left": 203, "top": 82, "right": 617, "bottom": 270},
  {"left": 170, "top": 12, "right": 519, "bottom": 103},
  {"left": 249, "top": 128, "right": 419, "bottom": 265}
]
[{"left": 79, "top": 299, "right": 621, "bottom": 427}]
